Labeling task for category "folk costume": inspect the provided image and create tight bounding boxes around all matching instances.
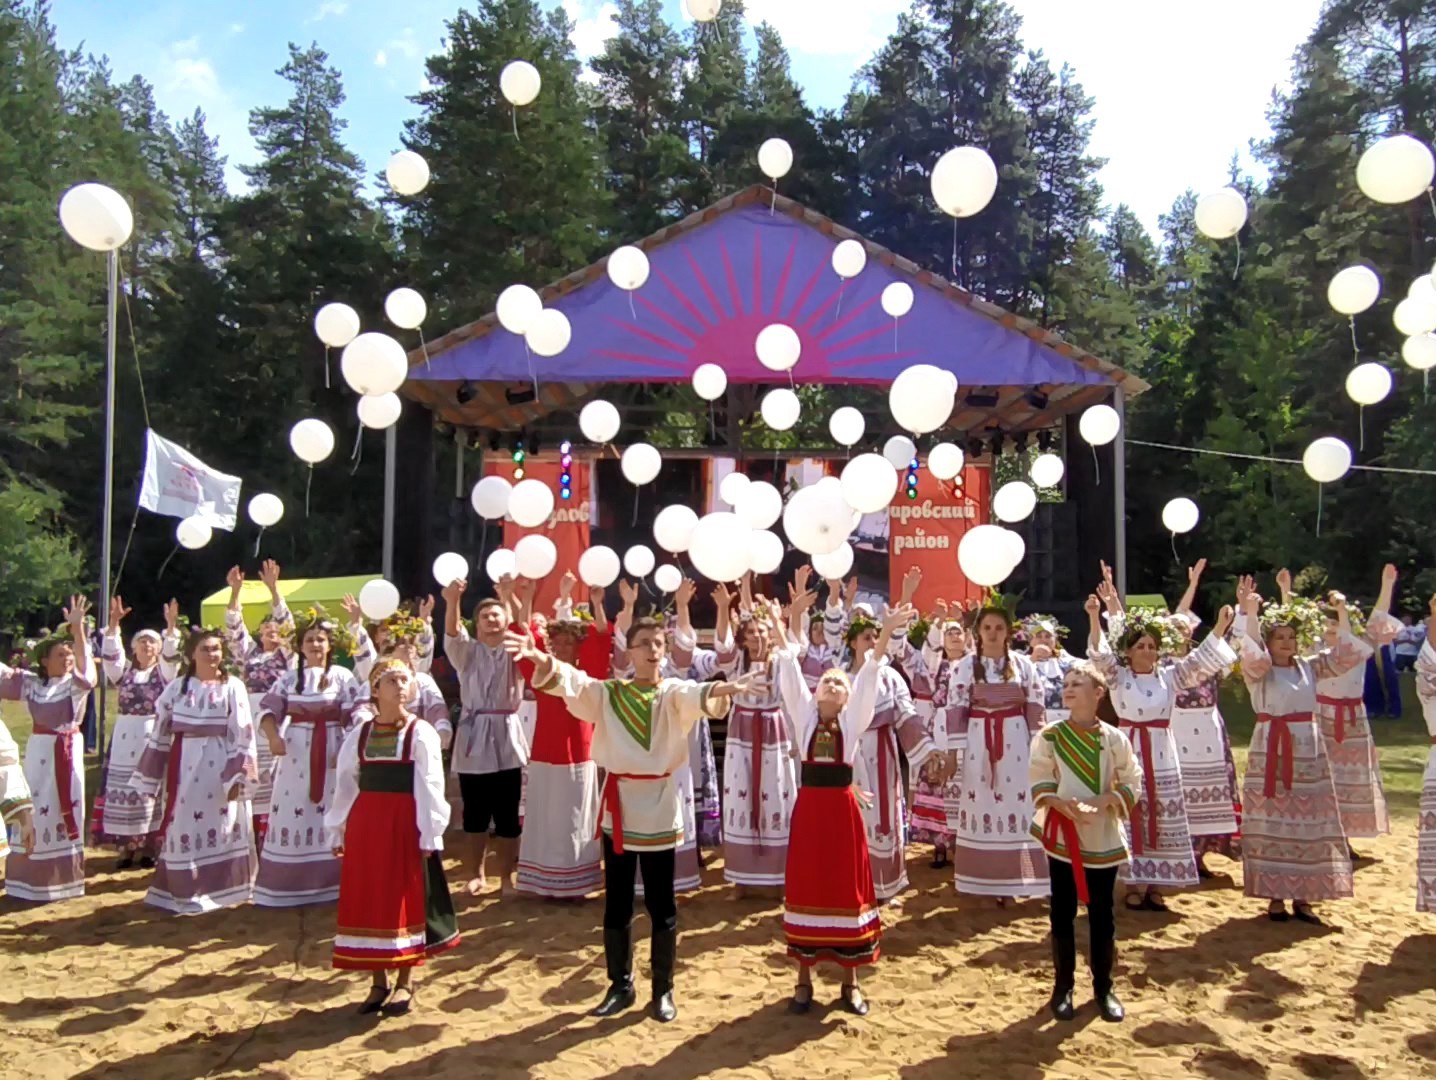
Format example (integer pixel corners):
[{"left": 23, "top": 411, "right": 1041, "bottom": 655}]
[
  {"left": 444, "top": 623, "right": 528, "bottom": 842},
  {"left": 224, "top": 598, "right": 294, "bottom": 843},
  {"left": 1167, "top": 613, "right": 1241, "bottom": 861},
  {"left": 0, "top": 717, "right": 32, "bottom": 862},
  {"left": 1414, "top": 639, "right": 1436, "bottom": 913}
]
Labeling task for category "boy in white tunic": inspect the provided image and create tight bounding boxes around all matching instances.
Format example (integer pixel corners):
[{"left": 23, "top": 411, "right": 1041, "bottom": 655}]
[{"left": 506, "top": 616, "right": 762, "bottom": 1023}]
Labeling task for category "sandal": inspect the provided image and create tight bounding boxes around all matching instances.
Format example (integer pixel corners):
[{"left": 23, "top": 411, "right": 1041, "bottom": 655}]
[
  {"left": 358, "top": 985, "right": 391, "bottom": 1015},
  {"left": 788, "top": 984, "right": 813, "bottom": 1015},
  {"left": 381, "top": 986, "right": 414, "bottom": 1016},
  {"left": 839, "top": 984, "right": 869, "bottom": 1017}
]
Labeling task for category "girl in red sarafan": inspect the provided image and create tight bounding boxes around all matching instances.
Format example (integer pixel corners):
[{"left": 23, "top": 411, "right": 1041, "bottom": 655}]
[{"left": 326, "top": 660, "right": 459, "bottom": 1015}]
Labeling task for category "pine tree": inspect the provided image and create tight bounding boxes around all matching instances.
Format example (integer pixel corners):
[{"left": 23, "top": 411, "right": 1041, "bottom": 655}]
[{"left": 676, "top": 0, "right": 748, "bottom": 205}]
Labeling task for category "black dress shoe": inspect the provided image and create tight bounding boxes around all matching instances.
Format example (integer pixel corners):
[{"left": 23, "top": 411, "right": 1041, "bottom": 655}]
[
  {"left": 591, "top": 981, "right": 636, "bottom": 1017},
  {"left": 1096, "top": 990, "right": 1125, "bottom": 1023},
  {"left": 1049, "top": 986, "right": 1075, "bottom": 1022},
  {"left": 788, "top": 985, "right": 813, "bottom": 1015},
  {"left": 650, "top": 990, "right": 677, "bottom": 1023},
  {"left": 358, "top": 987, "right": 391, "bottom": 1015},
  {"left": 138, "top": 855, "right": 156, "bottom": 870},
  {"left": 839, "top": 985, "right": 869, "bottom": 1016}
]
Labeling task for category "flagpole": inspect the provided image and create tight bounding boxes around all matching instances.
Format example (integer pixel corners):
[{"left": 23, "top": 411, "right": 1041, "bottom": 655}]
[{"left": 97, "top": 247, "right": 118, "bottom": 760}]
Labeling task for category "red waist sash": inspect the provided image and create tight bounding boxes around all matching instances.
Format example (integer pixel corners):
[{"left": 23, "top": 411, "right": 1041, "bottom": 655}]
[
  {"left": 1255, "top": 712, "right": 1310, "bottom": 798},
  {"left": 972, "top": 706, "right": 1025, "bottom": 789},
  {"left": 285, "top": 715, "right": 337, "bottom": 804},
  {"left": 598, "top": 772, "right": 670, "bottom": 855},
  {"left": 1042, "top": 810, "right": 1088, "bottom": 903},
  {"left": 1118, "top": 717, "right": 1170, "bottom": 856},
  {"left": 1315, "top": 695, "right": 1360, "bottom": 743}
]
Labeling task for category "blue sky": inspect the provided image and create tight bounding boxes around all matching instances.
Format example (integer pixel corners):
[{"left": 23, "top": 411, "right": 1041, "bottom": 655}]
[{"left": 50, "top": 0, "right": 1325, "bottom": 237}]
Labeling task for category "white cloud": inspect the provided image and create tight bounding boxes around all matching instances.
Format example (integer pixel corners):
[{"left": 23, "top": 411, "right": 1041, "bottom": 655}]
[
  {"left": 306, "top": 1, "right": 349, "bottom": 24},
  {"left": 386, "top": 28, "right": 422, "bottom": 60},
  {"left": 161, "top": 38, "right": 220, "bottom": 99},
  {"left": 375, "top": 49, "right": 388, "bottom": 68},
  {"left": 741, "top": 0, "right": 906, "bottom": 57},
  {"left": 227, "top": 22, "right": 245, "bottom": 35},
  {"left": 563, "top": 0, "right": 619, "bottom": 60}
]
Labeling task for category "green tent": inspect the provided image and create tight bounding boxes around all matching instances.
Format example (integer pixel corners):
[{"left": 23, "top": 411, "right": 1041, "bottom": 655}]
[{"left": 200, "top": 574, "right": 382, "bottom": 631}]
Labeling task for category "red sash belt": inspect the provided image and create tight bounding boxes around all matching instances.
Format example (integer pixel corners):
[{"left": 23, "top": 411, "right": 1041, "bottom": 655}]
[
  {"left": 1118, "top": 717, "right": 1169, "bottom": 855},
  {"left": 286, "top": 716, "right": 333, "bottom": 805},
  {"left": 1316, "top": 695, "right": 1360, "bottom": 744},
  {"left": 749, "top": 709, "right": 766, "bottom": 840},
  {"left": 1256, "top": 712, "right": 1309, "bottom": 798},
  {"left": 875, "top": 725, "right": 898, "bottom": 836},
  {"left": 1042, "top": 811, "right": 1088, "bottom": 903},
  {"left": 598, "top": 772, "right": 670, "bottom": 855},
  {"left": 44, "top": 729, "right": 80, "bottom": 842},
  {"left": 158, "top": 733, "right": 186, "bottom": 841},
  {"left": 972, "top": 706, "right": 1025, "bottom": 789}
]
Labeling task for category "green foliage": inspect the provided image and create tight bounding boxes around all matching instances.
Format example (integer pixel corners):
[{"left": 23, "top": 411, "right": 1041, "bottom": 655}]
[{"left": 0, "top": 479, "right": 83, "bottom": 632}]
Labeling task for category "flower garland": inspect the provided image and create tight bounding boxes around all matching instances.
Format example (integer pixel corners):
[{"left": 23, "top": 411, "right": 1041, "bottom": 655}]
[
  {"left": 906, "top": 615, "right": 932, "bottom": 649},
  {"left": 1112, "top": 606, "right": 1186, "bottom": 658},
  {"left": 281, "top": 605, "right": 358, "bottom": 658},
  {"left": 174, "top": 617, "right": 243, "bottom": 677},
  {"left": 1258, "top": 596, "right": 1328, "bottom": 652}
]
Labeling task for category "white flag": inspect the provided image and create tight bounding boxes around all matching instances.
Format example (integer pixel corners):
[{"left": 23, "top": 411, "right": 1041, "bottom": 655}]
[{"left": 138, "top": 429, "right": 242, "bottom": 531}]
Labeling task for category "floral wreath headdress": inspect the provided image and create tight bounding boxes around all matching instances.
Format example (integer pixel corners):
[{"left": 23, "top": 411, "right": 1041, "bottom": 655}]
[
  {"left": 1259, "top": 596, "right": 1328, "bottom": 652},
  {"left": 844, "top": 611, "right": 878, "bottom": 645},
  {"left": 282, "top": 605, "right": 357, "bottom": 657},
  {"left": 379, "top": 610, "right": 429, "bottom": 645},
  {"left": 1015, "top": 614, "right": 1068, "bottom": 648},
  {"left": 1112, "top": 606, "right": 1185, "bottom": 659},
  {"left": 28, "top": 618, "right": 90, "bottom": 675}
]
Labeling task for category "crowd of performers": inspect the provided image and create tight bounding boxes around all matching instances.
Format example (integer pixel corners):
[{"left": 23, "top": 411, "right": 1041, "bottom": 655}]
[{"left": 2, "top": 553, "right": 1436, "bottom": 1024}]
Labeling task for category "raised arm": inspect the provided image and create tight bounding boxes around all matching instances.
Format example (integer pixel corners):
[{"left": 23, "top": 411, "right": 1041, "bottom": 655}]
[
  {"left": 616, "top": 578, "right": 638, "bottom": 641},
  {"left": 1310, "top": 591, "right": 1373, "bottom": 679},
  {"left": 1169, "top": 605, "right": 1237, "bottom": 689},
  {"left": 1084, "top": 594, "right": 1119, "bottom": 679},
  {"left": 1176, "top": 558, "right": 1206, "bottom": 617},
  {"left": 415, "top": 595, "right": 436, "bottom": 673},
  {"left": 1234, "top": 575, "right": 1272, "bottom": 684},
  {"left": 1098, "top": 561, "right": 1123, "bottom": 616},
  {"left": 441, "top": 578, "right": 472, "bottom": 671},
  {"left": 66, "top": 595, "right": 94, "bottom": 688},
  {"left": 1275, "top": 567, "right": 1293, "bottom": 606},
  {"left": 223, "top": 566, "right": 256, "bottom": 658},
  {"left": 1373, "top": 563, "right": 1397, "bottom": 618},
  {"left": 101, "top": 595, "right": 132, "bottom": 686},
  {"left": 259, "top": 559, "right": 292, "bottom": 638},
  {"left": 159, "top": 600, "right": 181, "bottom": 680},
  {"left": 712, "top": 581, "right": 733, "bottom": 654}
]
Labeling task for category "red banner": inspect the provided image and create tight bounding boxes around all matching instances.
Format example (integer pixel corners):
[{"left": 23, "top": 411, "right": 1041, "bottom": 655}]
[
  {"left": 483, "top": 456, "right": 591, "bottom": 617},
  {"left": 886, "top": 465, "right": 990, "bottom": 611}
]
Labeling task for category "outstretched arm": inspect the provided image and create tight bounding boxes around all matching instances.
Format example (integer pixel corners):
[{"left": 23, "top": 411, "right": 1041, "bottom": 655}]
[{"left": 1176, "top": 558, "right": 1206, "bottom": 617}]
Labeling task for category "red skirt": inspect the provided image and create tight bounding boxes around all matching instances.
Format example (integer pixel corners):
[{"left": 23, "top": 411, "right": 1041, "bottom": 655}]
[
  {"left": 333, "top": 790, "right": 460, "bottom": 970},
  {"left": 783, "top": 784, "right": 881, "bottom": 968}
]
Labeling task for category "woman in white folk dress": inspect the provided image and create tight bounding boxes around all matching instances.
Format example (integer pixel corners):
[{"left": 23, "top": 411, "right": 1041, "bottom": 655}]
[
  {"left": 131, "top": 625, "right": 258, "bottom": 913},
  {"left": 1413, "top": 596, "right": 1436, "bottom": 913},
  {"left": 1088, "top": 582, "right": 1236, "bottom": 913},
  {"left": 254, "top": 609, "right": 364, "bottom": 907},
  {"left": 0, "top": 713, "right": 36, "bottom": 865},
  {"left": 94, "top": 596, "right": 181, "bottom": 869},
  {"left": 1233, "top": 577, "right": 1360, "bottom": 925},
  {"left": 222, "top": 561, "right": 294, "bottom": 848},
  {"left": 0, "top": 596, "right": 94, "bottom": 902}
]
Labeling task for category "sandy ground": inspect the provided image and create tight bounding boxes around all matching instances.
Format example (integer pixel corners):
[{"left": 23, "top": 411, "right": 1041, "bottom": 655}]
[{"left": 3, "top": 824, "right": 1435, "bottom": 1080}]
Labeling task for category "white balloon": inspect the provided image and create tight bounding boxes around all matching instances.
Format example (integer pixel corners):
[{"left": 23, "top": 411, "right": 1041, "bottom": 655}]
[
  {"left": 828, "top": 406, "right": 865, "bottom": 447},
  {"left": 358, "top": 579, "right": 401, "bottom": 621},
  {"left": 755, "top": 323, "right": 801, "bottom": 372},
  {"left": 654, "top": 564, "right": 683, "bottom": 593},
  {"left": 758, "top": 137, "right": 793, "bottom": 181},
  {"left": 1302, "top": 437, "right": 1352, "bottom": 484},
  {"left": 289, "top": 418, "right": 335, "bottom": 464},
  {"left": 692, "top": 363, "right": 727, "bottom": 401},
  {"left": 882, "top": 434, "right": 917, "bottom": 470},
  {"left": 688, "top": 512, "right": 752, "bottom": 583},
  {"left": 889, "top": 363, "right": 955, "bottom": 434},
  {"left": 1356, "top": 134, "right": 1435, "bottom": 205},
  {"left": 1078, "top": 404, "right": 1121, "bottom": 447},
  {"left": 621, "top": 443, "right": 662, "bottom": 486},
  {"left": 747, "top": 529, "right": 785, "bottom": 575},
  {"left": 314, "top": 302, "right": 361, "bottom": 348},
  {"left": 684, "top": 0, "right": 722, "bottom": 21},
  {"left": 957, "top": 524, "right": 1015, "bottom": 586},
  {"left": 1326, "top": 265, "right": 1382, "bottom": 316},
  {"left": 525, "top": 308, "right": 572, "bottom": 357},
  {"left": 1162, "top": 497, "right": 1200, "bottom": 534},
  {"left": 930, "top": 146, "right": 999, "bottom": 218},
  {"left": 832, "top": 239, "right": 866, "bottom": 279},
  {"left": 1409, "top": 274, "right": 1434, "bottom": 298},
  {"left": 247, "top": 493, "right": 284, "bottom": 528},
  {"left": 760, "top": 388, "right": 800, "bottom": 431},
  {"left": 357, "top": 392, "right": 402, "bottom": 430},
  {"left": 58, "top": 182, "right": 133, "bottom": 251},
  {"left": 812, "top": 542, "right": 853, "bottom": 581},
  {"left": 736, "top": 480, "right": 783, "bottom": 530},
  {"left": 508, "top": 478, "right": 555, "bottom": 528},
  {"left": 341, "top": 332, "right": 408, "bottom": 396},
  {"left": 782, "top": 483, "right": 855, "bottom": 557},
  {"left": 928, "top": 442, "right": 965, "bottom": 481},
  {"left": 578, "top": 545, "right": 621, "bottom": 588},
  {"left": 607, "top": 245, "right": 650, "bottom": 291},
  {"left": 992, "top": 481, "right": 1038, "bottom": 524},
  {"left": 653, "top": 504, "right": 700, "bottom": 554},
  {"left": 384, "top": 287, "right": 427, "bottom": 330},
  {"left": 1030, "top": 452, "right": 1065, "bottom": 489},
  {"left": 840, "top": 453, "right": 900, "bottom": 514},
  {"left": 1345, "top": 361, "right": 1393, "bottom": 405},
  {"left": 1394, "top": 293, "right": 1436, "bottom": 337},
  {"left": 176, "top": 516, "right": 212, "bottom": 550},
  {"left": 1402, "top": 333, "right": 1436, "bottom": 371},
  {"left": 500, "top": 60, "right": 541, "bottom": 107},
  {"left": 514, "top": 534, "right": 557, "bottom": 580},
  {"left": 624, "top": 544, "right": 656, "bottom": 578},
  {"left": 1001, "top": 528, "right": 1026, "bottom": 567},
  {"left": 432, "top": 552, "right": 469, "bottom": 587},
  {"left": 1193, "top": 187, "right": 1248, "bottom": 240},
  {"left": 385, "top": 150, "right": 430, "bottom": 196},
  {"left": 579, "top": 400, "right": 621, "bottom": 443},
  {"left": 485, "top": 548, "right": 517, "bottom": 582},
  {"left": 881, "top": 282, "right": 914, "bottom": 318},
  {"left": 496, "top": 284, "right": 543, "bottom": 335},
  {"left": 719, "top": 471, "right": 751, "bottom": 506},
  {"left": 470, "top": 475, "right": 512, "bottom": 520}
]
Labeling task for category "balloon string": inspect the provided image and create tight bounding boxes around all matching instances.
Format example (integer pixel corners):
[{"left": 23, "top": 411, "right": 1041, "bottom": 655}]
[
  {"left": 1349, "top": 316, "right": 1360, "bottom": 364},
  {"left": 1359, "top": 405, "right": 1366, "bottom": 452},
  {"left": 1170, "top": 531, "right": 1179, "bottom": 564},
  {"left": 632, "top": 485, "right": 639, "bottom": 527},
  {"left": 1232, "top": 235, "right": 1242, "bottom": 281},
  {"left": 628, "top": 292, "right": 636, "bottom": 321},
  {"left": 324, "top": 346, "right": 331, "bottom": 389},
  {"left": 1316, "top": 484, "right": 1324, "bottom": 537},
  {"left": 951, "top": 219, "right": 958, "bottom": 281},
  {"left": 351, "top": 435, "right": 364, "bottom": 476},
  {"left": 834, "top": 280, "right": 844, "bottom": 320},
  {"left": 419, "top": 326, "right": 431, "bottom": 370},
  {"left": 511, "top": 108, "right": 519, "bottom": 142},
  {"left": 156, "top": 543, "right": 179, "bottom": 581},
  {"left": 305, "top": 466, "right": 313, "bottom": 518},
  {"left": 1426, "top": 186, "right": 1436, "bottom": 222},
  {"left": 770, "top": 183, "right": 776, "bottom": 216},
  {"left": 1091, "top": 443, "right": 1101, "bottom": 486},
  {"left": 254, "top": 526, "right": 265, "bottom": 559},
  {"left": 708, "top": 400, "right": 716, "bottom": 441},
  {"left": 351, "top": 424, "right": 363, "bottom": 461}
]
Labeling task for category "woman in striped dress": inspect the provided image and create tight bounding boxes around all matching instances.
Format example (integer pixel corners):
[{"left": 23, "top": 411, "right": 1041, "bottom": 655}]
[
  {"left": 222, "top": 561, "right": 293, "bottom": 847},
  {"left": 1234, "top": 577, "right": 1359, "bottom": 924},
  {"left": 0, "top": 597, "right": 94, "bottom": 902},
  {"left": 254, "top": 609, "right": 364, "bottom": 907},
  {"left": 94, "top": 597, "right": 180, "bottom": 868}
]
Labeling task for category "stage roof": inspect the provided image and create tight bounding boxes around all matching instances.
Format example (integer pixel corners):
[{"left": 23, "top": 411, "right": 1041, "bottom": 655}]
[{"left": 402, "top": 185, "right": 1148, "bottom": 434}]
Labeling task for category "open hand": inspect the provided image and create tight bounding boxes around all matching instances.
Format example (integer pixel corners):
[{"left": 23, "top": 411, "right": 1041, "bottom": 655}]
[
  {"left": 260, "top": 559, "right": 282, "bottom": 590},
  {"left": 164, "top": 600, "right": 180, "bottom": 631},
  {"left": 418, "top": 594, "right": 435, "bottom": 622},
  {"left": 227, "top": 566, "right": 245, "bottom": 592}
]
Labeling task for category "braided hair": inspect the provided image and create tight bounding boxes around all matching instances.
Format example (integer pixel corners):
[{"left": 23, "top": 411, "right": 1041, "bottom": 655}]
[
  {"left": 295, "top": 623, "right": 334, "bottom": 692},
  {"left": 179, "top": 627, "right": 226, "bottom": 697},
  {"left": 971, "top": 607, "right": 1015, "bottom": 683}
]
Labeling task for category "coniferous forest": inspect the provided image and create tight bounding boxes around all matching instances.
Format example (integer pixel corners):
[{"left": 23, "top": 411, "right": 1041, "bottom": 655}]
[{"left": 2, "top": 0, "right": 1434, "bottom": 634}]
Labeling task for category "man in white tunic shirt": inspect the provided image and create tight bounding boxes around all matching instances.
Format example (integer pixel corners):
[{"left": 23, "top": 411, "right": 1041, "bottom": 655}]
[{"left": 506, "top": 616, "right": 762, "bottom": 1023}]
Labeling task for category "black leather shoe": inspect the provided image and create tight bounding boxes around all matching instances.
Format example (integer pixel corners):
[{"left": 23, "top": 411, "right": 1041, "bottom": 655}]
[
  {"left": 839, "top": 984, "right": 869, "bottom": 1016},
  {"left": 1096, "top": 989, "right": 1125, "bottom": 1023},
  {"left": 591, "top": 981, "right": 636, "bottom": 1017},
  {"left": 650, "top": 989, "right": 677, "bottom": 1023},
  {"left": 1050, "top": 934, "right": 1076, "bottom": 1021},
  {"left": 1049, "top": 986, "right": 1075, "bottom": 1022}
]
